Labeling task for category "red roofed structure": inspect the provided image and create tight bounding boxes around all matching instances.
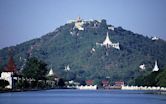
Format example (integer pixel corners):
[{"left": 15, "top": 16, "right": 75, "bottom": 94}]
[
  {"left": 114, "top": 81, "right": 124, "bottom": 86},
  {"left": 86, "top": 80, "right": 94, "bottom": 85},
  {"left": 5, "top": 55, "right": 16, "bottom": 72},
  {"left": 102, "top": 80, "right": 109, "bottom": 86}
]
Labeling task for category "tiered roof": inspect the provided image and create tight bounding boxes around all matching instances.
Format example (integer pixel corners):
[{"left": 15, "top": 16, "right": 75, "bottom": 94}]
[{"left": 5, "top": 55, "right": 16, "bottom": 72}]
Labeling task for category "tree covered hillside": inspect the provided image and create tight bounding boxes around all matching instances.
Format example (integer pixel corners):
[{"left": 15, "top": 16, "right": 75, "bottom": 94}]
[{"left": 0, "top": 19, "right": 166, "bottom": 84}]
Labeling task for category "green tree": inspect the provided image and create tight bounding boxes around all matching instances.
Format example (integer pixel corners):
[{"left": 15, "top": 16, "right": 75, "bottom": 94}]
[
  {"left": 134, "top": 70, "right": 166, "bottom": 87},
  {"left": 156, "top": 68, "right": 166, "bottom": 87},
  {"left": 134, "top": 75, "right": 145, "bottom": 86},
  {"left": 0, "top": 79, "right": 9, "bottom": 88},
  {"left": 22, "top": 57, "right": 48, "bottom": 80},
  {"left": 58, "top": 78, "right": 65, "bottom": 87},
  {"left": 143, "top": 72, "right": 159, "bottom": 86}
]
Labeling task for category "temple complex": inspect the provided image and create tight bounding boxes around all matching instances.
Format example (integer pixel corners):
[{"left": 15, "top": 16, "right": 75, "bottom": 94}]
[{"left": 74, "top": 17, "right": 85, "bottom": 30}]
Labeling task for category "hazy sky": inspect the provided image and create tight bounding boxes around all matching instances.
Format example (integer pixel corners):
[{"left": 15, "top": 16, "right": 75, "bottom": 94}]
[{"left": 0, "top": 0, "right": 166, "bottom": 49}]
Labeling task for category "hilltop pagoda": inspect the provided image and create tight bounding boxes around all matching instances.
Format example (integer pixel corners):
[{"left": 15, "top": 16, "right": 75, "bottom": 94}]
[
  {"left": 74, "top": 16, "right": 84, "bottom": 31},
  {"left": 102, "top": 32, "right": 120, "bottom": 49}
]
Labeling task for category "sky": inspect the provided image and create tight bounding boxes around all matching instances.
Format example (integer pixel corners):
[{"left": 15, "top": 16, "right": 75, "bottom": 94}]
[{"left": 0, "top": 0, "right": 166, "bottom": 49}]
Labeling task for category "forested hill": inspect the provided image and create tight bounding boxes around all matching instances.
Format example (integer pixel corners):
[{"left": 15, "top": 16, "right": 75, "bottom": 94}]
[{"left": 0, "top": 18, "right": 166, "bottom": 84}]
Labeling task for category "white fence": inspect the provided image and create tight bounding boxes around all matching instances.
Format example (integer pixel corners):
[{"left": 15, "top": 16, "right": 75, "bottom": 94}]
[
  {"left": 122, "top": 85, "right": 166, "bottom": 91},
  {"left": 76, "top": 85, "right": 97, "bottom": 90}
]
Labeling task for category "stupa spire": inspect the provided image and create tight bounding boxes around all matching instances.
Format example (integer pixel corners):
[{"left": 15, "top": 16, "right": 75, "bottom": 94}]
[
  {"left": 103, "top": 32, "right": 112, "bottom": 48},
  {"left": 47, "top": 68, "right": 54, "bottom": 76},
  {"left": 64, "top": 65, "right": 70, "bottom": 71},
  {"left": 152, "top": 61, "right": 159, "bottom": 72},
  {"left": 101, "top": 32, "right": 120, "bottom": 49}
]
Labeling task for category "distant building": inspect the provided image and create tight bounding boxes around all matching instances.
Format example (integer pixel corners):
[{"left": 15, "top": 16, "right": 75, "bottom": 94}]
[
  {"left": 102, "top": 32, "right": 120, "bottom": 49},
  {"left": 67, "top": 17, "right": 85, "bottom": 31},
  {"left": 1, "top": 72, "right": 13, "bottom": 89},
  {"left": 114, "top": 81, "right": 124, "bottom": 86},
  {"left": 47, "top": 68, "right": 54, "bottom": 77},
  {"left": 139, "top": 64, "right": 146, "bottom": 70},
  {"left": 102, "top": 80, "right": 109, "bottom": 86},
  {"left": 90, "top": 48, "right": 96, "bottom": 53},
  {"left": 108, "top": 25, "right": 114, "bottom": 31},
  {"left": 47, "top": 67, "right": 59, "bottom": 79},
  {"left": 102, "top": 80, "right": 110, "bottom": 89},
  {"left": 152, "top": 36, "right": 159, "bottom": 41},
  {"left": 86, "top": 80, "right": 94, "bottom": 85},
  {"left": 0, "top": 54, "right": 17, "bottom": 89},
  {"left": 152, "top": 61, "right": 159, "bottom": 72},
  {"left": 74, "top": 17, "right": 84, "bottom": 30},
  {"left": 46, "top": 67, "right": 59, "bottom": 87},
  {"left": 64, "top": 65, "right": 70, "bottom": 71}
]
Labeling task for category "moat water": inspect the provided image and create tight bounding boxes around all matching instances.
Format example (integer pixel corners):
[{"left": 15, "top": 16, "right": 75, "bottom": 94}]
[{"left": 0, "top": 89, "right": 166, "bottom": 104}]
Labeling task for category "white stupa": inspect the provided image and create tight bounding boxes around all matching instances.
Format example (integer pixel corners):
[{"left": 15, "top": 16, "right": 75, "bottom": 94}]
[
  {"left": 102, "top": 32, "right": 120, "bottom": 49},
  {"left": 47, "top": 68, "right": 54, "bottom": 76},
  {"left": 103, "top": 32, "right": 112, "bottom": 48},
  {"left": 64, "top": 65, "right": 70, "bottom": 71},
  {"left": 152, "top": 36, "right": 159, "bottom": 41},
  {"left": 152, "top": 61, "right": 159, "bottom": 72},
  {"left": 139, "top": 64, "right": 146, "bottom": 70},
  {"left": 90, "top": 48, "right": 96, "bottom": 53}
]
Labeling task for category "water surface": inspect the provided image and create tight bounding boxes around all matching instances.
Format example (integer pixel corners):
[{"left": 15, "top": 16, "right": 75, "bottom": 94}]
[{"left": 0, "top": 89, "right": 166, "bottom": 104}]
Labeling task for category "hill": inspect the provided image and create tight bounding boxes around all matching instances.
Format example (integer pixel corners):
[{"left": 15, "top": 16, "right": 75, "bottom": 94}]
[{"left": 0, "top": 18, "right": 166, "bottom": 84}]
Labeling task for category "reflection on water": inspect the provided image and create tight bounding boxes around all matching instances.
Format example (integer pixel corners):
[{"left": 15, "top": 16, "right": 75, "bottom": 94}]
[{"left": 0, "top": 89, "right": 166, "bottom": 104}]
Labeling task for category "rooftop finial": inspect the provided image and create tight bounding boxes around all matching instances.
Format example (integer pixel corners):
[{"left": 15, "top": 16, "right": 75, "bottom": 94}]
[{"left": 77, "top": 16, "right": 81, "bottom": 21}]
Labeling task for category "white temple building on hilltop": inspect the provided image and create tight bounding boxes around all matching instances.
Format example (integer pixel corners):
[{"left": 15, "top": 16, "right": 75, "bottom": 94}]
[
  {"left": 152, "top": 36, "right": 159, "bottom": 41},
  {"left": 74, "top": 17, "right": 85, "bottom": 30},
  {"left": 67, "top": 17, "right": 85, "bottom": 31},
  {"left": 108, "top": 25, "right": 114, "bottom": 31},
  {"left": 101, "top": 32, "right": 120, "bottom": 49},
  {"left": 152, "top": 61, "right": 160, "bottom": 72}
]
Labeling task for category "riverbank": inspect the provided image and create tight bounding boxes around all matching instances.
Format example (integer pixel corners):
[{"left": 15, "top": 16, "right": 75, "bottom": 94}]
[
  {"left": 121, "top": 85, "right": 166, "bottom": 95},
  {"left": 0, "top": 88, "right": 50, "bottom": 93},
  {"left": 1, "top": 87, "right": 166, "bottom": 96},
  {"left": 0, "top": 86, "right": 69, "bottom": 93}
]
